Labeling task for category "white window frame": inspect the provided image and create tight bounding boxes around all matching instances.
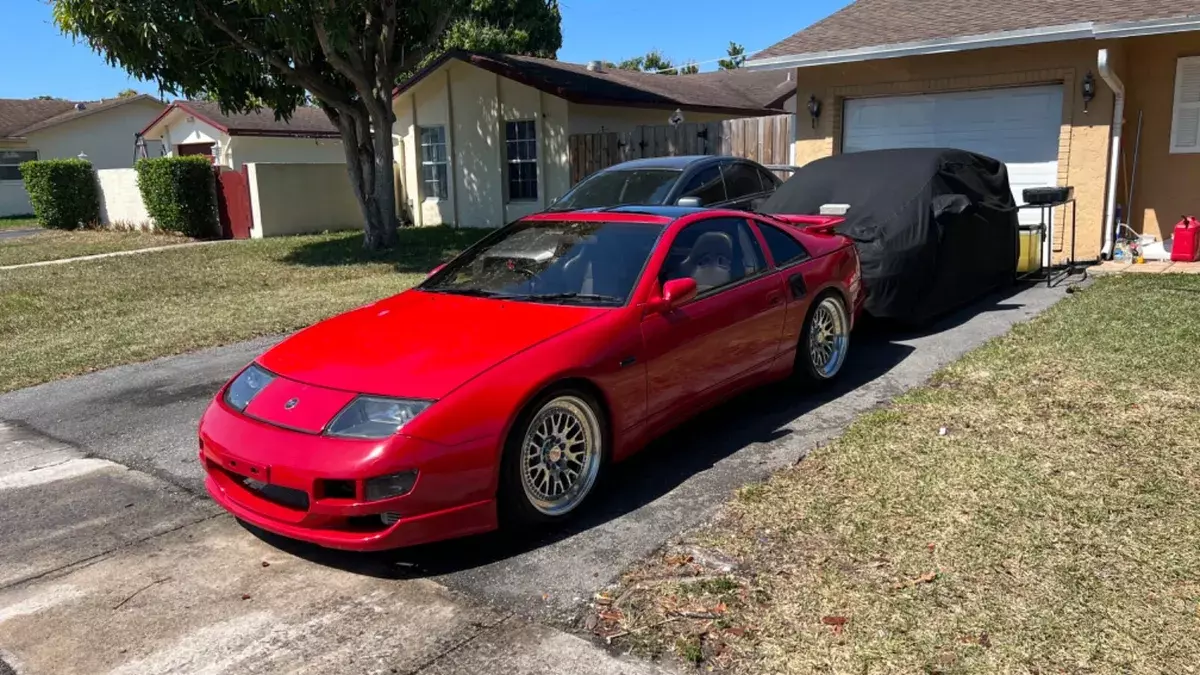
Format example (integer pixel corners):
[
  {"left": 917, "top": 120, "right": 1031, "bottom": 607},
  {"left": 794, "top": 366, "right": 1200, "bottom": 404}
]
[
  {"left": 504, "top": 119, "right": 539, "bottom": 202},
  {"left": 0, "top": 149, "right": 38, "bottom": 182},
  {"left": 419, "top": 125, "right": 449, "bottom": 201},
  {"left": 1170, "top": 56, "right": 1200, "bottom": 154}
]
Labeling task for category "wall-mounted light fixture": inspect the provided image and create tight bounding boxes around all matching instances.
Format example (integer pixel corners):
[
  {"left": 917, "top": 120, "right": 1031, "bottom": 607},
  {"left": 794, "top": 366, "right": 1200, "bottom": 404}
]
[
  {"left": 1082, "top": 71, "right": 1096, "bottom": 113},
  {"left": 807, "top": 94, "right": 822, "bottom": 129}
]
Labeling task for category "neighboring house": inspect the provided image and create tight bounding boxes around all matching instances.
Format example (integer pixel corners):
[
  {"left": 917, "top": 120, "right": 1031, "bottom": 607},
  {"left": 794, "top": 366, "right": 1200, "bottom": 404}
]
[
  {"left": 746, "top": 0, "right": 1200, "bottom": 261},
  {"left": 138, "top": 101, "right": 344, "bottom": 169},
  {"left": 0, "top": 95, "right": 165, "bottom": 217},
  {"left": 391, "top": 51, "right": 794, "bottom": 228}
]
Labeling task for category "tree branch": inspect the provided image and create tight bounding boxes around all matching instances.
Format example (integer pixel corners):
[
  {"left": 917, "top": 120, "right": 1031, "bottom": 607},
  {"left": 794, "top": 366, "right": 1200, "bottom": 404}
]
[
  {"left": 381, "top": 0, "right": 397, "bottom": 68},
  {"left": 395, "top": 5, "right": 455, "bottom": 76},
  {"left": 311, "top": 10, "right": 374, "bottom": 97}
]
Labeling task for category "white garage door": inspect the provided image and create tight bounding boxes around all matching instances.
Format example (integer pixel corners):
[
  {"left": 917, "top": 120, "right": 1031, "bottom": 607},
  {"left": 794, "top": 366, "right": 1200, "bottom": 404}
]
[{"left": 843, "top": 85, "right": 1064, "bottom": 227}]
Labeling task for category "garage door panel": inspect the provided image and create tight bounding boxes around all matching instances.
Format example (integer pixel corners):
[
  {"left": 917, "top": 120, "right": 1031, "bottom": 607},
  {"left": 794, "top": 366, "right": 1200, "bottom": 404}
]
[{"left": 843, "top": 85, "right": 1064, "bottom": 227}]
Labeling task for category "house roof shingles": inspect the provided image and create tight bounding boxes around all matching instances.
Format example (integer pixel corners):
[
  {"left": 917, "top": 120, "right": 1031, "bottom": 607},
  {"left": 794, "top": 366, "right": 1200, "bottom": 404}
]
[
  {"left": 146, "top": 100, "right": 340, "bottom": 138},
  {"left": 396, "top": 51, "right": 794, "bottom": 115},
  {"left": 755, "top": 0, "right": 1200, "bottom": 60},
  {"left": 0, "top": 96, "right": 162, "bottom": 138}
]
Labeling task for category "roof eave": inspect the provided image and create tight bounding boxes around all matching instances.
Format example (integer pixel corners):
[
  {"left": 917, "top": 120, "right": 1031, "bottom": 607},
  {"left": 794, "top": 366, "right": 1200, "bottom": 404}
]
[
  {"left": 226, "top": 129, "right": 341, "bottom": 139},
  {"left": 746, "top": 16, "right": 1200, "bottom": 71}
]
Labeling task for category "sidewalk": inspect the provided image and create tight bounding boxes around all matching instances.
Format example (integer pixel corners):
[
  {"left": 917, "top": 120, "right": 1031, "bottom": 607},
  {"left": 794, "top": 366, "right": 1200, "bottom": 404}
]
[
  {"left": 1091, "top": 259, "right": 1200, "bottom": 274},
  {"left": 0, "top": 239, "right": 232, "bottom": 271}
]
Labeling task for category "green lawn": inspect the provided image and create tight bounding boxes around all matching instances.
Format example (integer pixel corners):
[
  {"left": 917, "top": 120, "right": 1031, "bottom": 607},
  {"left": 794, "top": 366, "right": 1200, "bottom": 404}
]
[
  {"left": 0, "top": 227, "right": 488, "bottom": 393},
  {"left": 598, "top": 274, "right": 1200, "bottom": 673},
  {"left": 0, "top": 229, "right": 196, "bottom": 267},
  {"left": 0, "top": 215, "right": 39, "bottom": 230}
]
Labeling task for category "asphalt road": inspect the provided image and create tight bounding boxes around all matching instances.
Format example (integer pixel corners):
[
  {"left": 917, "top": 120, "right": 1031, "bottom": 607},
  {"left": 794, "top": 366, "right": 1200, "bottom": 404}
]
[{"left": 0, "top": 282, "right": 1068, "bottom": 628}]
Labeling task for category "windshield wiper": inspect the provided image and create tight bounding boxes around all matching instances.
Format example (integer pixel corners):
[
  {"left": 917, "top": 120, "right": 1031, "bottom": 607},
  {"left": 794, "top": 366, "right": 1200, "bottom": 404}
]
[
  {"left": 507, "top": 292, "right": 624, "bottom": 305},
  {"left": 424, "top": 288, "right": 503, "bottom": 298}
]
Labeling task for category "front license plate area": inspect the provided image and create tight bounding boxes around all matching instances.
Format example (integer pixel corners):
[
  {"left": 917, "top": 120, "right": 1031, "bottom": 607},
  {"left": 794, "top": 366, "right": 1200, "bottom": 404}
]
[{"left": 222, "top": 455, "right": 270, "bottom": 483}]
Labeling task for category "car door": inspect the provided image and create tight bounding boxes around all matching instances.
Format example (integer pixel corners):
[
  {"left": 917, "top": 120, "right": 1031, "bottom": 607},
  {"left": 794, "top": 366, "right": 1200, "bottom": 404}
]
[
  {"left": 749, "top": 217, "right": 823, "bottom": 359},
  {"left": 719, "top": 161, "right": 768, "bottom": 211},
  {"left": 641, "top": 216, "right": 787, "bottom": 422}
]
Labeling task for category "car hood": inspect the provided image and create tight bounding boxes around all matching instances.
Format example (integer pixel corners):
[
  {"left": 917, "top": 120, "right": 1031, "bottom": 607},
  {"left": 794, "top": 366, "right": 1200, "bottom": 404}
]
[{"left": 256, "top": 290, "right": 607, "bottom": 400}]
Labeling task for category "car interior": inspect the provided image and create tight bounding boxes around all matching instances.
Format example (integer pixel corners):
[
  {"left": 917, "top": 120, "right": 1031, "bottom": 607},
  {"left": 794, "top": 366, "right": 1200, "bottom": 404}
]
[{"left": 660, "top": 219, "right": 765, "bottom": 293}]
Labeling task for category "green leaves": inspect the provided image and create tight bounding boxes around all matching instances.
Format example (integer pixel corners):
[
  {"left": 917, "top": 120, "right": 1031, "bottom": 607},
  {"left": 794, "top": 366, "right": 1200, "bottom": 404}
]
[
  {"left": 135, "top": 157, "right": 219, "bottom": 238},
  {"left": 19, "top": 159, "right": 100, "bottom": 230}
]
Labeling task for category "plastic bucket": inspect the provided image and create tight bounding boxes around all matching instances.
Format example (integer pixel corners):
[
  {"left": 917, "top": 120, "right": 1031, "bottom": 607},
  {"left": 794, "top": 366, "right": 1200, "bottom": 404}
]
[{"left": 1018, "top": 229, "right": 1043, "bottom": 273}]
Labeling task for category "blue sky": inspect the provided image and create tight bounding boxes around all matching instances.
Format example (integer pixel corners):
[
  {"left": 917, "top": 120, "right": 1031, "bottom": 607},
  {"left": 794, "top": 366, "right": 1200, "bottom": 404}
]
[{"left": 0, "top": 0, "right": 846, "bottom": 101}]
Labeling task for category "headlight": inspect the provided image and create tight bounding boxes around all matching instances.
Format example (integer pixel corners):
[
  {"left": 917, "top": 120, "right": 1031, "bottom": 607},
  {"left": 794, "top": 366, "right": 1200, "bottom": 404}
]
[
  {"left": 365, "top": 471, "right": 418, "bottom": 501},
  {"left": 326, "top": 396, "right": 431, "bottom": 439},
  {"left": 224, "top": 365, "right": 275, "bottom": 411}
]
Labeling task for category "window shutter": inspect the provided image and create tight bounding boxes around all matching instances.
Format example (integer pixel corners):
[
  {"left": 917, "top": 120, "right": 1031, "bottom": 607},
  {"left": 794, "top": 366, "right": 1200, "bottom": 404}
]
[{"left": 1171, "top": 56, "right": 1200, "bottom": 153}]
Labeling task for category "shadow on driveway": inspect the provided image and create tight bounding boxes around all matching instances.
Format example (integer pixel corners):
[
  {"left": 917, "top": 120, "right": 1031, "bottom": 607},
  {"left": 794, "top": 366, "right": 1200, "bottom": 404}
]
[{"left": 242, "top": 282, "right": 1046, "bottom": 581}]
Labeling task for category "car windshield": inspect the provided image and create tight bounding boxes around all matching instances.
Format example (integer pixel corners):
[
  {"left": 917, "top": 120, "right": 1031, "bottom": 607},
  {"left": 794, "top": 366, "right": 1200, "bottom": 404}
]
[
  {"left": 420, "top": 220, "right": 664, "bottom": 306},
  {"left": 549, "top": 169, "right": 680, "bottom": 211}
]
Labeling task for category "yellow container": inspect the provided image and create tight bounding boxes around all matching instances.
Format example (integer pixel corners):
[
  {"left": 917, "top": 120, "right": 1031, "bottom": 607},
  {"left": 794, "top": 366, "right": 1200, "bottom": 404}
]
[{"left": 1018, "top": 229, "right": 1043, "bottom": 273}]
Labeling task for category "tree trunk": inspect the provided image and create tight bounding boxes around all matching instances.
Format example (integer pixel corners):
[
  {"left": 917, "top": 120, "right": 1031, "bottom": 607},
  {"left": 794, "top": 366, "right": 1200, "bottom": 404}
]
[{"left": 328, "top": 100, "right": 398, "bottom": 251}]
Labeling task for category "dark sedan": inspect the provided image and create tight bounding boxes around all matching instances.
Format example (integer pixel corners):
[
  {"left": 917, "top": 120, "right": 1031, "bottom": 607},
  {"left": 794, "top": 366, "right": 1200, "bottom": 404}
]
[{"left": 549, "top": 156, "right": 782, "bottom": 213}]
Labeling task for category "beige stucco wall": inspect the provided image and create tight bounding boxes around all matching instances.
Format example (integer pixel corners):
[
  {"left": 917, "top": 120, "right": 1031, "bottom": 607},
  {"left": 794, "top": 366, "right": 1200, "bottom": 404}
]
[
  {"left": 565, "top": 104, "right": 737, "bottom": 135},
  {"left": 95, "top": 167, "right": 154, "bottom": 230},
  {"left": 392, "top": 60, "right": 571, "bottom": 228},
  {"left": 790, "top": 40, "right": 1125, "bottom": 261},
  {"left": 226, "top": 136, "right": 343, "bottom": 169},
  {"left": 246, "top": 162, "right": 361, "bottom": 238},
  {"left": 1120, "top": 33, "right": 1200, "bottom": 241}
]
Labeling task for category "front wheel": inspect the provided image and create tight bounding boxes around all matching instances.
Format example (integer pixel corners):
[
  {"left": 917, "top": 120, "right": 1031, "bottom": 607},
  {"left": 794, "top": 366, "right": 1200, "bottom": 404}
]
[
  {"left": 795, "top": 294, "right": 851, "bottom": 383},
  {"left": 499, "top": 389, "right": 606, "bottom": 527}
]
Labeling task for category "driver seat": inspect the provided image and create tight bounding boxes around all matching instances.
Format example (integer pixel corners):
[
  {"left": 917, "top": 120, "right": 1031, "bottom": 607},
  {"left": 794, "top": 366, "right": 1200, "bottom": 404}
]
[{"left": 677, "top": 231, "right": 734, "bottom": 291}]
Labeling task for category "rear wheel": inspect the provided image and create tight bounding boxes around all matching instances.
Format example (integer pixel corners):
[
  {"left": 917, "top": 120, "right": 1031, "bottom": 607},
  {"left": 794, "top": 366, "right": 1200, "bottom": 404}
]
[
  {"left": 795, "top": 294, "right": 851, "bottom": 383},
  {"left": 499, "top": 389, "right": 606, "bottom": 527}
]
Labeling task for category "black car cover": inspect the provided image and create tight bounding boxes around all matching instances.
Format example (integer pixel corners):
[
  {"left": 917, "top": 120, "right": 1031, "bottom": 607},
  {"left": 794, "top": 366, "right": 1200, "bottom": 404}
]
[{"left": 761, "top": 148, "right": 1018, "bottom": 324}]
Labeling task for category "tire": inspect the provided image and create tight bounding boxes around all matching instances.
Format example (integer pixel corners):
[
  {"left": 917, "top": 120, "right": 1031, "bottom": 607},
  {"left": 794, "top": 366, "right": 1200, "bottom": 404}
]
[
  {"left": 498, "top": 388, "right": 607, "bottom": 528},
  {"left": 794, "top": 293, "right": 851, "bottom": 384}
]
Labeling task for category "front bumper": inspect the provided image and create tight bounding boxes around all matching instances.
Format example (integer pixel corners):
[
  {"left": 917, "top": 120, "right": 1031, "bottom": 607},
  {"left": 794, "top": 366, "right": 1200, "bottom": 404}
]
[{"left": 199, "top": 399, "right": 499, "bottom": 551}]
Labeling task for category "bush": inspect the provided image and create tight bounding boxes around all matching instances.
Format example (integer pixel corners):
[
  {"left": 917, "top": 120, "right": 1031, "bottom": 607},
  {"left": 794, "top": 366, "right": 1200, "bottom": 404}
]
[
  {"left": 19, "top": 159, "right": 100, "bottom": 230},
  {"left": 136, "top": 156, "right": 219, "bottom": 238}
]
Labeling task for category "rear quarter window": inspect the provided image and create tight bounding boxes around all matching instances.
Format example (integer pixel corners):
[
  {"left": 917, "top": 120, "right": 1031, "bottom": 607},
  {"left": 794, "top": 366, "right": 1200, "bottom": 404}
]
[{"left": 756, "top": 221, "right": 809, "bottom": 267}]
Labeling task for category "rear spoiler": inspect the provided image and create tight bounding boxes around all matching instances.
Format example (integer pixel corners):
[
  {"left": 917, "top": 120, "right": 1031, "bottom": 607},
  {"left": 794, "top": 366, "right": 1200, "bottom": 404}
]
[
  {"left": 769, "top": 204, "right": 850, "bottom": 235},
  {"left": 771, "top": 214, "right": 843, "bottom": 235}
]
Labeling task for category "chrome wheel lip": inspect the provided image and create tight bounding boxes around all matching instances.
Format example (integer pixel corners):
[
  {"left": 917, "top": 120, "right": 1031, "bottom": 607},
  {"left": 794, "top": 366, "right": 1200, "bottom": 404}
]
[
  {"left": 519, "top": 395, "right": 602, "bottom": 517},
  {"left": 808, "top": 297, "right": 849, "bottom": 379}
]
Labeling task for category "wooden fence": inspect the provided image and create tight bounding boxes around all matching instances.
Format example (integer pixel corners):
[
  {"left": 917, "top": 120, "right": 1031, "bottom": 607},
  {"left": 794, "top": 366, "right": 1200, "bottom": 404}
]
[{"left": 568, "top": 114, "right": 795, "bottom": 185}]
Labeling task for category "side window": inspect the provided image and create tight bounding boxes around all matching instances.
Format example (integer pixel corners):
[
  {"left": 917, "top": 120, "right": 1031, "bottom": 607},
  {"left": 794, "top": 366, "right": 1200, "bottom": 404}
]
[
  {"left": 721, "top": 162, "right": 764, "bottom": 199},
  {"left": 755, "top": 221, "right": 809, "bottom": 267},
  {"left": 676, "top": 166, "right": 727, "bottom": 205},
  {"left": 660, "top": 218, "right": 767, "bottom": 294},
  {"left": 756, "top": 166, "right": 781, "bottom": 191}
]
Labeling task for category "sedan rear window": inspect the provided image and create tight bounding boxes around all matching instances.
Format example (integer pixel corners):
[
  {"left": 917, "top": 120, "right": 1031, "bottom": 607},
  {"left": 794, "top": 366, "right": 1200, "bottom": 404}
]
[
  {"left": 550, "top": 169, "right": 680, "bottom": 211},
  {"left": 421, "top": 220, "right": 664, "bottom": 306}
]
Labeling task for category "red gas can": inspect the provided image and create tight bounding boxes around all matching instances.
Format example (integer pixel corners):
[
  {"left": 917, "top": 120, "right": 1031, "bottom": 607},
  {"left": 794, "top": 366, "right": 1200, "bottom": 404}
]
[{"left": 1171, "top": 216, "right": 1200, "bottom": 262}]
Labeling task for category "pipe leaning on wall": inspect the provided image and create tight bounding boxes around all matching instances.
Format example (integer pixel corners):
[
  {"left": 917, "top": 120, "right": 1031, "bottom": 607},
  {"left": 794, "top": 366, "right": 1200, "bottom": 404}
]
[{"left": 1098, "top": 48, "right": 1125, "bottom": 260}]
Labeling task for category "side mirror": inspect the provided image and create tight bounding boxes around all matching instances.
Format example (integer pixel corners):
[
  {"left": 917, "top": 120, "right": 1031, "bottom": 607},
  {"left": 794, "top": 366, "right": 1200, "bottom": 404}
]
[
  {"left": 428, "top": 263, "right": 446, "bottom": 278},
  {"left": 661, "top": 278, "right": 697, "bottom": 309},
  {"left": 675, "top": 196, "right": 702, "bottom": 207}
]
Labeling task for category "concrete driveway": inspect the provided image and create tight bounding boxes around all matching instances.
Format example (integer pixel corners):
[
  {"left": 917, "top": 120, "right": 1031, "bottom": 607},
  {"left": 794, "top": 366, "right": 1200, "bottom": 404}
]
[
  {"left": 0, "top": 282, "right": 1069, "bottom": 673},
  {"left": 0, "top": 228, "right": 40, "bottom": 241}
]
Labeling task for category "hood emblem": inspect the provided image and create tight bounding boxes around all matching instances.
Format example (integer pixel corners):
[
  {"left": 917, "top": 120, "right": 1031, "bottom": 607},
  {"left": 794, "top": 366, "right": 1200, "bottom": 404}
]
[{"left": 284, "top": 398, "right": 300, "bottom": 410}]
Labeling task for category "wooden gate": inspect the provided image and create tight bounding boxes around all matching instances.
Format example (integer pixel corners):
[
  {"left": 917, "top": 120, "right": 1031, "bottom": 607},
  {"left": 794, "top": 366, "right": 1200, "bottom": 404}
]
[
  {"left": 569, "top": 114, "right": 794, "bottom": 185},
  {"left": 215, "top": 166, "right": 253, "bottom": 239}
]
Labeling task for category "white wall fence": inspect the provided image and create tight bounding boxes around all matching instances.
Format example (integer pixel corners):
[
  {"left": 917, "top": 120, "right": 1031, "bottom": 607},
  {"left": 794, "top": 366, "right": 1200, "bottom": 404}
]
[
  {"left": 93, "top": 162, "right": 361, "bottom": 237},
  {"left": 96, "top": 168, "right": 154, "bottom": 230}
]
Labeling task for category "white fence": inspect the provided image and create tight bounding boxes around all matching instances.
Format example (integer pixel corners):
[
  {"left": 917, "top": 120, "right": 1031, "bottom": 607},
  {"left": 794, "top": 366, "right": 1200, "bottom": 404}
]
[
  {"left": 96, "top": 168, "right": 154, "bottom": 230},
  {"left": 246, "top": 162, "right": 362, "bottom": 238}
]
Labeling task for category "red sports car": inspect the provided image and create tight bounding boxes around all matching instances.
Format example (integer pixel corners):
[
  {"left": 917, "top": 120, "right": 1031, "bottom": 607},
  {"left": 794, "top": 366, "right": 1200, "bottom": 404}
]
[{"left": 198, "top": 207, "right": 863, "bottom": 551}]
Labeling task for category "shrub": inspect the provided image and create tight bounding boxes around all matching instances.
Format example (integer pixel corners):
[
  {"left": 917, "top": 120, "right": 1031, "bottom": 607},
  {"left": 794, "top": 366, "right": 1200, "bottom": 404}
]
[
  {"left": 135, "top": 156, "right": 219, "bottom": 238},
  {"left": 19, "top": 158, "right": 100, "bottom": 230}
]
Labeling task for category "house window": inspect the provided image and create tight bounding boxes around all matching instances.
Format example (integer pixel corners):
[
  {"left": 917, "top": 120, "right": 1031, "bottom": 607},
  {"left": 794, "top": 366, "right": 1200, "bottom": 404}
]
[
  {"left": 419, "top": 126, "right": 449, "bottom": 200},
  {"left": 0, "top": 150, "right": 38, "bottom": 181},
  {"left": 505, "top": 120, "right": 538, "bottom": 201},
  {"left": 1171, "top": 56, "right": 1200, "bottom": 153}
]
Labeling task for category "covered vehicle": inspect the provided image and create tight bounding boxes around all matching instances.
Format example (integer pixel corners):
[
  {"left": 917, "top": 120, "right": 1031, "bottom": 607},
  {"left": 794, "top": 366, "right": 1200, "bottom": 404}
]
[
  {"left": 198, "top": 206, "right": 863, "bottom": 551},
  {"left": 761, "top": 148, "right": 1018, "bottom": 324}
]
